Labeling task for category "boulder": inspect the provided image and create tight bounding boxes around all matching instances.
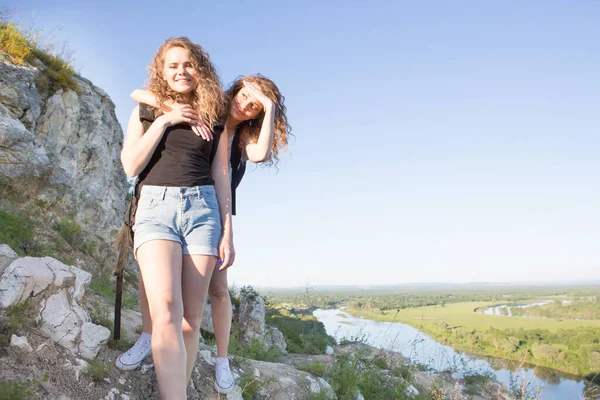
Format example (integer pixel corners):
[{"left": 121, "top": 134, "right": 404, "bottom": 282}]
[
  {"left": 265, "top": 325, "right": 287, "bottom": 355},
  {"left": 0, "top": 250, "right": 110, "bottom": 359}
]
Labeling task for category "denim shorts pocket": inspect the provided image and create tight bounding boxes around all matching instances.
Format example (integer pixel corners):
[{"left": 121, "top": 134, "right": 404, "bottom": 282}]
[
  {"left": 137, "top": 195, "right": 160, "bottom": 211},
  {"left": 202, "top": 195, "right": 219, "bottom": 210},
  {"left": 199, "top": 187, "right": 219, "bottom": 210}
]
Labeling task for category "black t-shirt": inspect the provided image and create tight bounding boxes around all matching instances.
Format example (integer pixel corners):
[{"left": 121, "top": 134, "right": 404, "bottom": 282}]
[{"left": 137, "top": 104, "right": 224, "bottom": 187}]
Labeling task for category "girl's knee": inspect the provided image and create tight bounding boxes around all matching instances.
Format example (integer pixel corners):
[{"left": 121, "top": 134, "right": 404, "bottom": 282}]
[
  {"left": 150, "top": 296, "right": 183, "bottom": 327},
  {"left": 182, "top": 309, "right": 203, "bottom": 331},
  {"left": 209, "top": 280, "right": 229, "bottom": 299}
]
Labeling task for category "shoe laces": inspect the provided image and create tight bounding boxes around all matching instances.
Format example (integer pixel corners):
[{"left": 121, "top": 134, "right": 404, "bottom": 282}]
[
  {"left": 216, "top": 361, "right": 234, "bottom": 386},
  {"left": 124, "top": 338, "right": 151, "bottom": 359}
]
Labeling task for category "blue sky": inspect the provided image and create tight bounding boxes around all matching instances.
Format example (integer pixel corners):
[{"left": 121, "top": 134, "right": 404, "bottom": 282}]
[{"left": 7, "top": 1, "right": 600, "bottom": 287}]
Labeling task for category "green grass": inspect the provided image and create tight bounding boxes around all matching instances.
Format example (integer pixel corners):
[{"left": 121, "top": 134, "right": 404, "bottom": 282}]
[
  {"left": 84, "top": 359, "right": 110, "bottom": 382},
  {"left": 463, "top": 371, "right": 496, "bottom": 396},
  {"left": 88, "top": 276, "right": 116, "bottom": 300},
  {"left": 0, "top": 333, "right": 10, "bottom": 346},
  {"left": 345, "top": 301, "right": 600, "bottom": 332},
  {"left": 0, "top": 380, "right": 36, "bottom": 400},
  {"left": 238, "top": 373, "right": 261, "bottom": 400},
  {"left": 391, "top": 364, "right": 413, "bottom": 381},
  {"left": 0, "top": 209, "right": 38, "bottom": 256},
  {"left": 228, "top": 335, "right": 282, "bottom": 363},
  {"left": 296, "top": 362, "right": 327, "bottom": 377},
  {"left": 53, "top": 219, "right": 83, "bottom": 248},
  {"left": 122, "top": 292, "right": 139, "bottom": 310},
  {"left": 327, "top": 352, "right": 408, "bottom": 400},
  {"left": 89, "top": 301, "right": 113, "bottom": 332},
  {"left": 309, "top": 391, "right": 331, "bottom": 400},
  {"left": 372, "top": 355, "right": 388, "bottom": 369},
  {"left": 0, "top": 206, "right": 76, "bottom": 266},
  {"left": 5, "top": 300, "right": 39, "bottom": 331}
]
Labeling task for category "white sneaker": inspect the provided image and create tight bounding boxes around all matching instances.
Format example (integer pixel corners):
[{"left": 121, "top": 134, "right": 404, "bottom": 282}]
[
  {"left": 115, "top": 336, "right": 152, "bottom": 371},
  {"left": 214, "top": 357, "right": 235, "bottom": 394}
]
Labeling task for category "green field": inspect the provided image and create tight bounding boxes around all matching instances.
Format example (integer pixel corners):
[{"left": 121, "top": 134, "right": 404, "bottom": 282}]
[
  {"left": 346, "top": 301, "right": 600, "bottom": 332},
  {"left": 345, "top": 301, "right": 600, "bottom": 376}
]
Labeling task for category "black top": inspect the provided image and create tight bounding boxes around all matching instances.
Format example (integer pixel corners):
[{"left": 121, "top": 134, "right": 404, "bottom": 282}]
[
  {"left": 230, "top": 130, "right": 247, "bottom": 215},
  {"left": 137, "top": 104, "right": 224, "bottom": 187}
]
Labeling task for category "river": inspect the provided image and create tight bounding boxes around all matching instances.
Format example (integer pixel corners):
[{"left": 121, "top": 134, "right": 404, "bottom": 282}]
[{"left": 313, "top": 308, "right": 599, "bottom": 400}]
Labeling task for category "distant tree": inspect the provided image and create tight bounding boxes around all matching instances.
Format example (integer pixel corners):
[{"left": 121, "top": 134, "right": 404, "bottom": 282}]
[
  {"left": 532, "top": 343, "right": 565, "bottom": 363},
  {"left": 588, "top": 352, "right": 600, "bottom": 372},
  {"left": 501, "top": 337, "right": 520, "bottom": 353}
]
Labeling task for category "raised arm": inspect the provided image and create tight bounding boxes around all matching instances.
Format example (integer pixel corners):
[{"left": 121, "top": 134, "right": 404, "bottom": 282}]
[
  {"left": 131, "top": 89, "right": 213, "bottom": 141},
  {"left": 211, "top": 127, "right": 234, "bottom": 269},
  {"left": 120, "top": 105, "right": 200, "bottom": 177},
  {"left": 243, "top": 82, "right": 276, "bottom": 163}
]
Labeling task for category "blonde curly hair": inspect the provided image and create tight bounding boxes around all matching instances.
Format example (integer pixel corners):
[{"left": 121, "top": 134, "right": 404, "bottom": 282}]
[
  {"left": 225, "top": 75, "right": 292, "bottom": 167},
  {"left": 147, "top": 37, "right": 225, "bottom": 127}
]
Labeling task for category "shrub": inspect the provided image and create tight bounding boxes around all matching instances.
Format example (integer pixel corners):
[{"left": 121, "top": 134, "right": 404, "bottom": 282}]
[
  {"left": 0, "top": 14, "right": 77, "bottom": 93},
  {"left": 0, "top": 379, "right": 36, "bottom": 400},
  {"left": 391, "top": 364, "right": 413, "bottom": 381},
  {"left": 297, "top": 362, "right": 327, "bottom": 377},
  {"left": 229, "top": 336, "right": 282, "bottom": 363},
  {"left": 53, "top": 219, "right": 83, "bottom": 248},
  {"left": 327, "top": 352, "right": 408, "bottom": 400},
  {"left": 32, "top": 48, "right": 78, "bottom": 94},
  {"left": 84, "top": 359, "right": 109, "bottom": 382},
  {"left": 238, "top": 372, "right": 261, "bottom": 400},
  {"left": 372, "top": 355, "right": 388, "bottom": 369}
]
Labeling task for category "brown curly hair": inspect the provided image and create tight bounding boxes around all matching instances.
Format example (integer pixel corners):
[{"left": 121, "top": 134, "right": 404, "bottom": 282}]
[
  {"left": 225, "top": 75, "right": 292, "bottom": 166},
  {"left": 147, "top": 37, "right": 225, "bottom": 127}
]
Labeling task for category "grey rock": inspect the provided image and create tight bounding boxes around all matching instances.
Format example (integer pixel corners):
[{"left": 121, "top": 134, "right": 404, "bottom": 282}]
[
  {"left": 10, "top": 334, "right": 33, "bottom": 352},
  {"left": 0, "top": 244, "right": 18, "bottom": 275},
  {"left": 201, "top": 299, "right": 213, "bottom": 333},
  {"left": 238, "top": 292, "right": 266, "bottom": 345},
  {"left": 0, "top": 57, "right": 128, "bottom": 244},
  {"left": 265, "top": 325, "right": 287, "bottom": 355},
  {"left": 79, "top": 322, "right": 111, "bottom": 360},
  {"left": 0, "top": 253, "right": 109, "bottom": 359}
]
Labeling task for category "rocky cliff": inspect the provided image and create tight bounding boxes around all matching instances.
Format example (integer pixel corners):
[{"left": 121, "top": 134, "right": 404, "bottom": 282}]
[{"left": 0, "top": 53, "right": 128, "bottom": 241}]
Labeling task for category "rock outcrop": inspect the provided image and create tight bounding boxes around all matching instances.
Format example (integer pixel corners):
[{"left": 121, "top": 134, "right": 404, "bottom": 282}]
[
  {"left": 238, "top": 290, "right": 266, "bottom": 344},
  {"left": 238, "top": 290, "right": 288, "bottom": 354},
  {"left": 0, "top": 245, "right": 110, "bottom": 359},
  {"left": 0, "top": 54, "right": 128, "bottom": 241}
]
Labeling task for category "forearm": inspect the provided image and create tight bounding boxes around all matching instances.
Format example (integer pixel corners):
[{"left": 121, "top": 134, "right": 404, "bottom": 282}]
[
  {"left": 121, "top": 116, "right": 169, "bottom": 177},
  {"left": 246, "top": 107, "right": 275, "bottom": 162},
  {"left": 131, "top": 89, "right": 159, "bottom": 108}
]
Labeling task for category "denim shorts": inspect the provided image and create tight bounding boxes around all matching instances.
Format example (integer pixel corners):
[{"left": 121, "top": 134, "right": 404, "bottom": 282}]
[{"left": 133, "top": 185, "right": 222, "bottom": 257}]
